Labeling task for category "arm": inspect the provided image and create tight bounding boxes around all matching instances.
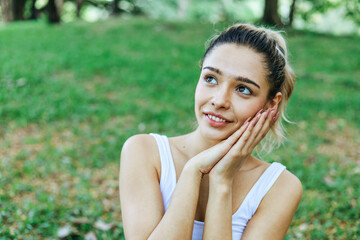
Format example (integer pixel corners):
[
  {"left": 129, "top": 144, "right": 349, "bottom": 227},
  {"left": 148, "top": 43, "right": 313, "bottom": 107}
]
[
  {"left": 119, "top": 134, "right": 202, "bottom": 240},
  {"left": 241, "top": 171, "right": 303, "bottom": 240},
  {"left": 203, "top": 107, "right": 279, "bottom": 239},
  {"left": 120, "top": 132, "right": 245, "bottom": 240}
]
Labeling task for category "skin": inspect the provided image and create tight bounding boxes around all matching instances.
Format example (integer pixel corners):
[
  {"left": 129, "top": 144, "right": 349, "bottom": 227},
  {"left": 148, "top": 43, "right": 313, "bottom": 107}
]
[{"left": 119, "top": 43, "right": 303, "bottom": 240}]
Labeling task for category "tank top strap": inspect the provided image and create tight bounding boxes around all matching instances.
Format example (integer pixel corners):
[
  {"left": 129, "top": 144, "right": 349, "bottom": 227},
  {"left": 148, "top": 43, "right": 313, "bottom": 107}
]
[
  {"left": 233, "top": 162, "right": 286, "bottom": 219},
  {"left": 149, "top": 133, "right": 177, "bottom": 210}
]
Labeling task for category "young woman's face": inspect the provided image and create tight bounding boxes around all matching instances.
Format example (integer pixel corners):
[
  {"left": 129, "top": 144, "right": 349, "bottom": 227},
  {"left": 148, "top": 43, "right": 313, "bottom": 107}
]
[{"left": 195, "top": 43, "right": 271, "bottom": 141}]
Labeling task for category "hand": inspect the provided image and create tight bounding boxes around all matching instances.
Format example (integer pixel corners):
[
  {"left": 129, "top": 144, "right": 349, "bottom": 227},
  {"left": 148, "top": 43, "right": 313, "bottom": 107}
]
[
  {"left": 186, "top": 119, "right": 252, "bottom": 175},
  {"left": 208, "top": 106, "right": 279, "bottom": 183}
]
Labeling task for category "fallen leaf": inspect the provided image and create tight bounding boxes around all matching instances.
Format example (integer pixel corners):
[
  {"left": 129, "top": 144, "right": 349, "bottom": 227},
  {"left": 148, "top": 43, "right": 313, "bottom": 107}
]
[
  {"left": 94, "top": 219, "right": 114, "bottom": 231},
  {"left": 72, "top": 217, "right": 89, "bottom": 224},
  {"left": 57, "top": 225, "right": 72, "bottom": 238},
  {"left": 85, "top": 231, "right": 97, "bottom": 240},
  {"left": 299, "top": 223, "right": 308, "bottom": 232},
  {"left": 324, "top": 176, "right": 335, "bottom": 187}
]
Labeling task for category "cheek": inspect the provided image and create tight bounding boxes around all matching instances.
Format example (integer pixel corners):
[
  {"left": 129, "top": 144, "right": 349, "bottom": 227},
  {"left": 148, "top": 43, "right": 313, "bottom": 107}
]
[
  {"left": 194, "top": 82, "right": 206, "bottom": 107},
  {"left": 235, "top": 101, "right": 266, "bottom": 122}
]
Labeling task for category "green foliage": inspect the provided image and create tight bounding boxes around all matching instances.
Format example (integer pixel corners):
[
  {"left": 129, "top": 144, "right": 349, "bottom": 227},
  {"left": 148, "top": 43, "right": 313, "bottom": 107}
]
[
  {"left": 297, "top": 0, "right": 360, "bottom": 25},
  {"left": 0, "top": 19, "right": 359, "bottom": 238}
]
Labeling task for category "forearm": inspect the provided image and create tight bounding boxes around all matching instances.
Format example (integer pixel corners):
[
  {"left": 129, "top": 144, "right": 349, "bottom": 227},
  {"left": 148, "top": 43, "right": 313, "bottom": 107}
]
[
  {"left": 148, "top": 163, "right": 202, "bottom": 240},
  {"left": 203, "top": 178, "right": 233, "bottom": 240}
]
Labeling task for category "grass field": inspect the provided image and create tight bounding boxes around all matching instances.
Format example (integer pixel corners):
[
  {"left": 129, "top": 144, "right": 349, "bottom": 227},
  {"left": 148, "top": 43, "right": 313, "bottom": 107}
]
[{"left": 0, "top": 18, "right": 359, "bottom": 239}]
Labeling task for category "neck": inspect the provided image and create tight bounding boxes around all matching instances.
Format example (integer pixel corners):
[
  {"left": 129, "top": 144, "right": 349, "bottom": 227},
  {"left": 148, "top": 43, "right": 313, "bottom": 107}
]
[{"left": 185, "top": 128, "right": 222, "bottom": 156}]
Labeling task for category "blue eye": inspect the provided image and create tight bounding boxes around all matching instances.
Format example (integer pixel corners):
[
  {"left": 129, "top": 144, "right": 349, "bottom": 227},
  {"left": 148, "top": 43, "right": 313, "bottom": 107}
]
[
  {"left": 205, "top": 76, "right": 217, "bottom": 84},
  {"left": 237, "top": 86, "right": 251, "bottom": 95}
]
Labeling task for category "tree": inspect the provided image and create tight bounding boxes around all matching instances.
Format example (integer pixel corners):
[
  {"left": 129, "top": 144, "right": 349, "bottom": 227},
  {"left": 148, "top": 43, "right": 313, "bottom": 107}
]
[
  {"left": 48, "top": 0, "right": 60, "bottom": 23},
  {"left": 1, "top": 0, "right": 14, "bottom": 23},
  {"left": 75, "top": 0, "right": 83, "bottom": 18},
  {"left": 112, "top": 0, "right": 121, "bottom": 15},
  {"left": 297, "top": 0, "right": 360, "bottom": 26},
  {"left": 13, "top": 0, "right": 27, "bottom": 20},
  {"left": 262, "top": 0, "right": 283, "bottom": 26},
  {"left": 288, "top": 0, "right": 297, "bottom": 26},
  {"left": 29, "top": 0, "right": 39, "bottom": 20}
]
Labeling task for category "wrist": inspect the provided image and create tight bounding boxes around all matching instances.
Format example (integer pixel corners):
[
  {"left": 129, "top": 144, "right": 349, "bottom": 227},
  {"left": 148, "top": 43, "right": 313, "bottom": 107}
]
[
  {"left": 209, "top": 172, "right": 233, "bottom": 187},
  {"left": 183, "top": 160, "right": 204, "bottom": 179}
]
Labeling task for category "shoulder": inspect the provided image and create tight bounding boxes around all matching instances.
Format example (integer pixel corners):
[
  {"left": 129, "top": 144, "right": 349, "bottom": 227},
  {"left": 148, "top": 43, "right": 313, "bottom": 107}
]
[
  {"left": 241, "top": 167, "right": 302, "bottom": 238},
  {"left": 274, "top": 168, "right": 303, "bottom": 200},
  {"left": 122, "top": 134, "right": 158, "bottom": 156},
  {"left": 122, "top": 134, "right": 157, "bottom": 149},
  {"left": 120, "top": 134, "right": 161, "bottom": 178},
  {"left": 259, "top": 166, "right": 302, "bottom": 213}
]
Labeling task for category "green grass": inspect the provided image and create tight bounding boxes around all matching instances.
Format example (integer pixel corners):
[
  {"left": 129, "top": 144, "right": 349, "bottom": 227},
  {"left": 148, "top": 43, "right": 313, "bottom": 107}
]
[{"left": 1, "top": 18, "right": 359, "bottom": 239}]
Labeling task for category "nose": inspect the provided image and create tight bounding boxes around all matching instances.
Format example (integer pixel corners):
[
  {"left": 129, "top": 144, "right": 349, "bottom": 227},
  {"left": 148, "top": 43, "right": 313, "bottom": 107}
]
[{"left": 211, "top": 86, "right": 231, "bottom": 110}]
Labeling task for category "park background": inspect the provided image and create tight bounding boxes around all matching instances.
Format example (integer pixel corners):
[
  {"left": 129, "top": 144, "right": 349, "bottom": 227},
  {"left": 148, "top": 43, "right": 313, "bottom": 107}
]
[{"left": 0, "top": 0, "right": 359, "bottom": 239}]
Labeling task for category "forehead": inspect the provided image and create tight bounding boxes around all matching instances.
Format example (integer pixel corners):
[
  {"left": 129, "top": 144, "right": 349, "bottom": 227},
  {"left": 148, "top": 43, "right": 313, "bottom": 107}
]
[{"left": 202, "top": 44, "right": 269, "bottom": 88}]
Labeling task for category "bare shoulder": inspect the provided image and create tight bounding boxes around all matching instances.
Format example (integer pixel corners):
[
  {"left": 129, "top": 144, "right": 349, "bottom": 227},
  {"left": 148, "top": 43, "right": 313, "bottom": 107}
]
[
  {"left": 120, "top": 134, "right": 160, "bottom": 177},
  {"left": 120, "top": 134, "right": 166, "bottom": 238},
  {"left": 272, "top": 168, "right": 303, "bottom": 201},
  {"left": 258, "top": 167, "right": 303, "bottom": 217},
  {"left": 241, "top": 167, "right": 303, "bottom": 239},
  {"left": 122, "top": 134, "right": 158, "bottom": 157},
  {"left": 122, "top": 134, "right": 157, "bottom": 152}
]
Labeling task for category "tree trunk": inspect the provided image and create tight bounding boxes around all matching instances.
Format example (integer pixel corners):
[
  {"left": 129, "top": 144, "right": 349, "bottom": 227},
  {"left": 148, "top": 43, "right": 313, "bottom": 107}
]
[
  {"left": 75, "top": 0, "right": 83, "bottom": 18},
  {"left": 112, "top": 0, "right": 120, "bottom": 16},
  {"left": 29, "top": 0, "right": 38, "bottom": 20},
  {"left": 288, "top": 0, "right": 296, "bottom": 26},
  {"left": 1, "top": 0, "right": 14, "bottom": 23},
  {"left": 262, "top": 0, "right": 283, "bottom": 26},
  {"left": 13, "top": 0, "right": 27, "bottom": 21},
  {"left": 48, "top": 0, "right": 60, "bottom": 23}
]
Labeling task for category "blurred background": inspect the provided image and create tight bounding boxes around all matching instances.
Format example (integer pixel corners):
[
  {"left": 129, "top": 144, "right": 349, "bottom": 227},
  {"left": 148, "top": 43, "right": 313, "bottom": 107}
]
[
  {"left": 0, "top": 0, "right": 360, "bottom": 34},
  {"left": 0, "top": 0, "right": 359, "bottom": 239}
]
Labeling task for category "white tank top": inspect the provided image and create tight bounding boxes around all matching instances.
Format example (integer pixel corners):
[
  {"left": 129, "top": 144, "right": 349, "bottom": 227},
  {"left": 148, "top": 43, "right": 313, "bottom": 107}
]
[{"left": 150, "top": 133, "right": 286, "bottom": 240}]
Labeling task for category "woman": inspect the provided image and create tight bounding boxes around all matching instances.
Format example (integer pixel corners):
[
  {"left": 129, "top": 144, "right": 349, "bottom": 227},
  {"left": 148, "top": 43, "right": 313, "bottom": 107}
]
[{"left": 120, "top": 23, "right": 302, "bottom": 240}]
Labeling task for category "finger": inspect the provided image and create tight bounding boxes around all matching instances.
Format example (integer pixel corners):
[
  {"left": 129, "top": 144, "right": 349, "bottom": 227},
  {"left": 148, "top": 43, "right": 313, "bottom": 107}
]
[
  {"left": 273, "top": 111, "right": 280, "bottom": 123},
  {"left": 220, "top": 116, "right": 252, "bottom": 146},
  {"left": 206, "top": 117, "right": 252, "bottom": 161},
  {"left": 251, "top": 106, "right": 278, "bottom": 145},
  {"left": 242, "top": 107, "right": 273, "bottom": 152},
  {"left": 198, "top": 117, "right": 252, "bottom": 173},
  {"left": 227, "top": 110, "right": 261, "bottom": 153}
]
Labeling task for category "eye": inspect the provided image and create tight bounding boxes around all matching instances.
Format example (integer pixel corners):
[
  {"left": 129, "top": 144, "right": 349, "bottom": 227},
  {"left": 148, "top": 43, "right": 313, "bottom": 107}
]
[
  {"left": 204, "top": 75, "right": 217, "bottom": 84},
  {"left": 236, "top": 86, "right": 252, "bottom": 95}
]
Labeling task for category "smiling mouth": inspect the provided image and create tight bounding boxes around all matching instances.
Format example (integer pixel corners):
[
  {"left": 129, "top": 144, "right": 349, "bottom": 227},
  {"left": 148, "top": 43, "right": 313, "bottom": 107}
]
[{"left": 205, "top": 114, "right": 230, "bottom": 123}]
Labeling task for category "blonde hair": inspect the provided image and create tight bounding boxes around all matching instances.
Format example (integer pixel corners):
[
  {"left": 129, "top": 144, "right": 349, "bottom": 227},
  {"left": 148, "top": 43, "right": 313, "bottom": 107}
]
[{"left": 202, "top": 23, "right": 296, "bottom": 153}]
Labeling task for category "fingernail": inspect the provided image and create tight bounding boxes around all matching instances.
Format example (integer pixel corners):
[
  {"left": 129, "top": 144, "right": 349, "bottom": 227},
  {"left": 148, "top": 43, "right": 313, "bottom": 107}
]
[
  {"left": 270, "top": 109, "right": 276, "bottom": 118},
  {"left": 244, "top": 117, "right": 251, "bottom": 125},
  {"left": 273, "top": 112, "right": 280, "bottom": 122},
  {"left": 256, "top": 108, "right": 263, "bottom": 116},
  {"left": 252, "top": 114, "right": 260, "bottom": 126},
  {"left": 263, "top": 108, "right": 270, "bottom": 118}
]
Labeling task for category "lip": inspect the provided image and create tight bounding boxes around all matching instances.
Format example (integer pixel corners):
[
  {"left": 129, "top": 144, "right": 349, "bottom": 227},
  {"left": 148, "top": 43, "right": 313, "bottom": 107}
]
[
  {"left": 203, "top": 111, "right": 232, "bottom": 127},
  {"left": 203, "top": 111, "right": 232, "bottom": 122}
]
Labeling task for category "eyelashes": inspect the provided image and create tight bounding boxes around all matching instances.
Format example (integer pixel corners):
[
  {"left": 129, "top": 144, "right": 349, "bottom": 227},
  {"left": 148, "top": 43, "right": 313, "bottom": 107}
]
[
  {"left": 203, "top": 74, "right": 253, "bottom": 96},
  {"left": 236, "top": 85, "right": 252, "bottom": 95},
  {"left": 204, "top": 75, "right": 217, "bottom": 84}
]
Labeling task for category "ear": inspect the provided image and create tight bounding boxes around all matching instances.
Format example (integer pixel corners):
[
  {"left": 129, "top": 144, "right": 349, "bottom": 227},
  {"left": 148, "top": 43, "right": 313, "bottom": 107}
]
[{"left": 267, "top": 92, "right": 282, "bottom": 109}]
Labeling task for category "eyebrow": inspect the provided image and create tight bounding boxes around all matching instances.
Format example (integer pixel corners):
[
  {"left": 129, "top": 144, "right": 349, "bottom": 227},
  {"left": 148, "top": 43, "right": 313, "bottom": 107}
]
[{"left": 203, "top": 66, "right": 261, "bottom": 89}]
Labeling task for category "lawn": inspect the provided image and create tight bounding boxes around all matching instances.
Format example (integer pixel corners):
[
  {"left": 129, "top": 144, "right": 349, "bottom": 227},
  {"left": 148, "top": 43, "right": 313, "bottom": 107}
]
[{"left": 0, "top": 18, "right": 359, "bottom": 239}]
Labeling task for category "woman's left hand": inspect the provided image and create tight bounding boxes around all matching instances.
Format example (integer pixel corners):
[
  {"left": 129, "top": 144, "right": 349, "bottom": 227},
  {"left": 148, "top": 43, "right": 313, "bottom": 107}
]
[{"left": 209, "top": 106, "right": 279, "bottom": 184}]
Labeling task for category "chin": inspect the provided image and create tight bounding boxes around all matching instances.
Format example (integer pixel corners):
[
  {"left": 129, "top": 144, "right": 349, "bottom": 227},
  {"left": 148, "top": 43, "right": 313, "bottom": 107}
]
[{"left": 198, "top": 124, "right": 234, "bottom": 142}]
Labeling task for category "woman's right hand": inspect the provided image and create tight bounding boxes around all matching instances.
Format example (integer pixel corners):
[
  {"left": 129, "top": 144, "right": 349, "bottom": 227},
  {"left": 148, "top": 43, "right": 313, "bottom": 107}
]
[
  {"left": 187, "top": 115, "right": 252, "bottom": 175},
  {"left": 188, "top": 106, "right": 278, "bottom": 179}
]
